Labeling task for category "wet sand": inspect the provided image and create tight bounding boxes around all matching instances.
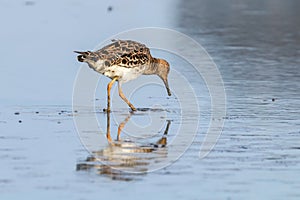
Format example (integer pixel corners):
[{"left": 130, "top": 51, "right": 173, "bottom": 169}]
[{"left": 1, "top": 0, "right": 300, "bottom": 199}]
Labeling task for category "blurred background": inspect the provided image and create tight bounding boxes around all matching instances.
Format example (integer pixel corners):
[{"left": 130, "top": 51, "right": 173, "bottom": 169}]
[
  {"left": 0, "top": 0, "right": 300, "bottom": 199},
  {"left": 0, "top": 0, "right": 299, "bottom": 105}
]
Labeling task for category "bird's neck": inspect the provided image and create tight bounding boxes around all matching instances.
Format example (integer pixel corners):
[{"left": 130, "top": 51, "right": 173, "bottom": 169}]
[{"left": 143, "top": 57, "right": 160, "bottom": 75}]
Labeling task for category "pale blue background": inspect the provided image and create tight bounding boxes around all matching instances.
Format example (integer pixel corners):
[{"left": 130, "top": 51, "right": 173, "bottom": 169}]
[{"left": 0, "top": 0, "right": 300, "bottom": 199}]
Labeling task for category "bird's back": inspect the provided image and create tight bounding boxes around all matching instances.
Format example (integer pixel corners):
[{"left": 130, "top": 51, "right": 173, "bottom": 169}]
[{"left": 95, "top": 40, "right": 152, "bottom": 68}]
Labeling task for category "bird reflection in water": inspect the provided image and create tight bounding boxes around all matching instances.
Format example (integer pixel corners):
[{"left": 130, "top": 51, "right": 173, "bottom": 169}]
[{"left": 76, "top": 111, "right": 171, "bottom": 181}]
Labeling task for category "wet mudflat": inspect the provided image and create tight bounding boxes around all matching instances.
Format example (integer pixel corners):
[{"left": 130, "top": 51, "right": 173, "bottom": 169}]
[{"left": 1, "top": 0, "right": 300, "bottom": 199}]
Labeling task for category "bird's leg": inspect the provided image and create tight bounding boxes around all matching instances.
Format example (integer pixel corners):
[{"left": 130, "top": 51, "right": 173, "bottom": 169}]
[
  {"left": 155, "top": 120, "right": 171, "bottom": 147},
  {"left": 106, "top": 77, "right": 118, "bottom": 113},
  {"left": 106, "top": 110, "right": 112, "bottom": 143},
  {"left": 117, "top": 113, "right": 132, "bottom": 141},
  {"left": 118, "top": 82, "right": 137, "bottom": 111}
]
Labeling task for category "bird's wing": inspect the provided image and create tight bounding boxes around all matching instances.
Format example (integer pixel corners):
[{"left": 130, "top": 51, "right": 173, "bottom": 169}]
[{"left": 95, "top": 40, "right": 151, "bottom": 68}]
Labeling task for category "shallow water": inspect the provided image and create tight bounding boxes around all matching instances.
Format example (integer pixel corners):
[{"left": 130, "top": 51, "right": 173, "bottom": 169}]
[{"left": 1, "top": 0, "right": 300, "bottom": 199}]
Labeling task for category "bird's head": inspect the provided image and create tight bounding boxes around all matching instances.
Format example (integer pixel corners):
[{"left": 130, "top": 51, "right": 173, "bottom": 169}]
[{"left": 156, "top": 58, "right": 171, "bottom": 96}]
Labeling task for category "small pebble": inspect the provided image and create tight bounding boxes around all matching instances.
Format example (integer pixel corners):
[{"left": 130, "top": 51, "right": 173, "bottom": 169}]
[
  {"left": 18, "top": 120, "right": 22, "bottom": 123},
  {"left": 107, "top": 6, "right": 113, "bottom": 12},
  {"left": 25, "top": 1, "right": 35, "bottom": 6}
]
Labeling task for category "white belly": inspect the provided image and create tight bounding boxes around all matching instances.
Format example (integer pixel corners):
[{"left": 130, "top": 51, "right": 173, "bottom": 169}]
[{"left": 104, "top": 65, "right": 145, "bottom": 83}]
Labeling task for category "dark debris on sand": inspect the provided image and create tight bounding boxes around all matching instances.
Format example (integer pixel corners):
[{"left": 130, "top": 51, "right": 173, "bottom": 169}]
[
  {"left": 24, "top": 1, "right": 35, "bottom": 6},
  {"left": 107, "top": 6, "right": 113, "bottom": 12}
]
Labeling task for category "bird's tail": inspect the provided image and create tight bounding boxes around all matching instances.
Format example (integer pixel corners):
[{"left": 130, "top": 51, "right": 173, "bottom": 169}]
[{"left": 74, "top": 51, "right": 92, "bottom": 62}]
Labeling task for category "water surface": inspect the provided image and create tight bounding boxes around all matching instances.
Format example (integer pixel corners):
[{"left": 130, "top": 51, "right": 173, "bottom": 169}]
[{"left": 0, "top": 0, "right": 300, "bottom": 199}]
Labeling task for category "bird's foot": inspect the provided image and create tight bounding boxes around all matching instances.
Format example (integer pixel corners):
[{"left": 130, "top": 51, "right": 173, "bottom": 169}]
[
  {"left": 129, "top": 105, "right": 137, "bottom": 112},
  {"left": 130, "top": 108, "right": 137, "bottom": 113}
]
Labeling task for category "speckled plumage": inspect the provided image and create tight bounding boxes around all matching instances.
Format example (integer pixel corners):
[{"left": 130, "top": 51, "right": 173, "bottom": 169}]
[
  {"left": 74, "top": 39, "right": 171, "bottom": 111},
  {"left": 95, "top": 40, "right": 151, "bottom": 68}
]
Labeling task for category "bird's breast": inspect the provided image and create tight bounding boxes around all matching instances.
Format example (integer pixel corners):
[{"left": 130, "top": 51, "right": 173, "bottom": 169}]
[{"left": 104, "top": 65, "right": 145, "bottom": 83}]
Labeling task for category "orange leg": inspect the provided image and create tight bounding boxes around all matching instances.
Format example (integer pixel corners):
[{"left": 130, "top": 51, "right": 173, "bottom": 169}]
[
  {"left": 155, "top": 120, "right": 171, "bottom": 146},
  {"left": 106, "top": 77, "right": 118, "bottom": 113},
  {"left": 106, "top": 111, "right": 112, "bottom": 143},
  {"left": 117, "top": 122, "right": 125, "bottom": 141},
  {"left": 117, "top": 114, "right": 132, "bottom": 141},
  {"left": 118, "top": 82, "right": 137, "bottom": 111}
]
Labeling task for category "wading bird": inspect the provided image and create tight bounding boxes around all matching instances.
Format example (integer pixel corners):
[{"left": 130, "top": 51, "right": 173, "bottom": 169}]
[{"left": 75, "top": 40, "right": 171, "bottom": 112}]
